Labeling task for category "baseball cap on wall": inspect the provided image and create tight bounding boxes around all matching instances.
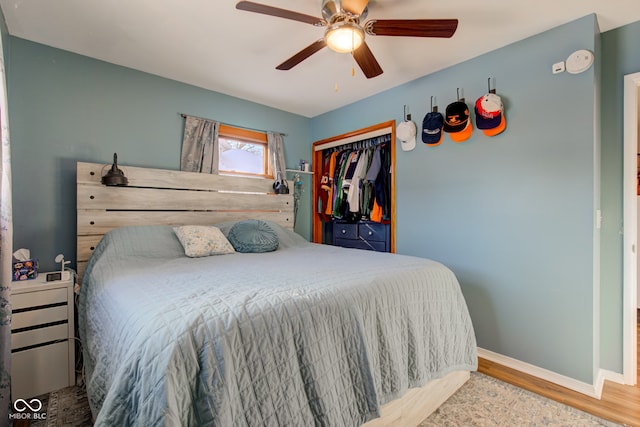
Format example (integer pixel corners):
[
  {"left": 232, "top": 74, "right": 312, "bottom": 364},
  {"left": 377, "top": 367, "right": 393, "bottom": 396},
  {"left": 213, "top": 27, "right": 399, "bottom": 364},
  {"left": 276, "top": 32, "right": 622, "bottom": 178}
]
[
  {"left": 444, "top": 101, "right": 473, "bottom": 143},
  {"left": 396, "top": 120, "right": 417, "bottom": 151},
  {"left": 450, "top": 120, "right": 473, "bottom": 143},
  {"left": 475, "top": 93, "right": 506, "bottom": 136},
  {"left": 443, "top": 101, "right": 469, "bottom": 133},
  {"left": 422, "top": 111, "right": 444, "bottom": 146}
]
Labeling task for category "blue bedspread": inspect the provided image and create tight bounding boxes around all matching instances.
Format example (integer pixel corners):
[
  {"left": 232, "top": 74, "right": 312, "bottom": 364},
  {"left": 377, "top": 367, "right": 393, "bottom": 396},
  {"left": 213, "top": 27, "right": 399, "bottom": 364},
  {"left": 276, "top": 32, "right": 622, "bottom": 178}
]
[{"left": 78, "top": 222, "right": 477, "bottom": 426}]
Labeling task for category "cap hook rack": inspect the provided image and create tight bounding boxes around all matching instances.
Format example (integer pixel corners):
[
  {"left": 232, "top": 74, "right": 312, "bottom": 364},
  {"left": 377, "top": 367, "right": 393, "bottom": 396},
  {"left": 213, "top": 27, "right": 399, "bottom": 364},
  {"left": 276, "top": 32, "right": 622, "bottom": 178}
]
[
  {"left": 487, "top": 77, "right": 496, "bottom": 94},
  {"left": 403, "top": 105, "right": 411, "bottom": 121},
  {"left": 457, "top": 88, "right": 465, "bottom": 103}
]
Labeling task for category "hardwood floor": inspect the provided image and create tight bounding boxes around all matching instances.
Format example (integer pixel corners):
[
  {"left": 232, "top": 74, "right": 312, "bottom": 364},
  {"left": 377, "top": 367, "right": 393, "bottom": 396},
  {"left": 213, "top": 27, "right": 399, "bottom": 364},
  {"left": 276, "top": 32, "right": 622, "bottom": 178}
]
[{"left": 478, "top": 313, "right": 640, "bottom": 427}]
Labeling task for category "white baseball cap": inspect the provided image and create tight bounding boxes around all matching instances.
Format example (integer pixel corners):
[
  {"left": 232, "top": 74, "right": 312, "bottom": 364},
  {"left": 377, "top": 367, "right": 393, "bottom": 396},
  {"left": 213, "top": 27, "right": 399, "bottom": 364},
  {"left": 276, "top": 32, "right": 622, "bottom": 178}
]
[{"left": 396, "top": 120, "right": 417, "bottom": 151}]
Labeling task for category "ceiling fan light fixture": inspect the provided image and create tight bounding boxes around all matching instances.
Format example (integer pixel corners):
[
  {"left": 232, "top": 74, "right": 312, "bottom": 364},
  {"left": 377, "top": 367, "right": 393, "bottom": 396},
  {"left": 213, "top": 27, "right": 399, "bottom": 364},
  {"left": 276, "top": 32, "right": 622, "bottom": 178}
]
[{"left": 325, "top": 21, "right": 364, "bottom": 53}]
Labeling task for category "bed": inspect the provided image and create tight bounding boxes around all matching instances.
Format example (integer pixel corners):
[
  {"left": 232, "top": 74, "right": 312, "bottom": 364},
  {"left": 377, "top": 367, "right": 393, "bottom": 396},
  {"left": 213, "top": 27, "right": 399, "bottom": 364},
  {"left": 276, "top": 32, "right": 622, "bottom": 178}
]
[{"left": 76, "top": 161, "right": 477, "bottom": 426}]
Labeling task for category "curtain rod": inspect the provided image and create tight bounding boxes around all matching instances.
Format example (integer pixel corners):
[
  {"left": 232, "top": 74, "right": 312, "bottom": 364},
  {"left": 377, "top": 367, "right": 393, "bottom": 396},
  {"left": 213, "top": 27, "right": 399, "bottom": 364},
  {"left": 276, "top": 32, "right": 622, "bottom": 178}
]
[{"left": 179, "top": 113, "right": 287, "bottom": 137}]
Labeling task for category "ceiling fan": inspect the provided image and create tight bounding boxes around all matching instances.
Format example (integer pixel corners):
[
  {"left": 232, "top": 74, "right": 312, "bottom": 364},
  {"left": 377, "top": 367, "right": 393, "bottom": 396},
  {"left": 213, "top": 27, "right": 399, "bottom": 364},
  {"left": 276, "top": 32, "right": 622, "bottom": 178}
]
[{"left": 235, "top": 0, "right": 458, "bottom": 79}]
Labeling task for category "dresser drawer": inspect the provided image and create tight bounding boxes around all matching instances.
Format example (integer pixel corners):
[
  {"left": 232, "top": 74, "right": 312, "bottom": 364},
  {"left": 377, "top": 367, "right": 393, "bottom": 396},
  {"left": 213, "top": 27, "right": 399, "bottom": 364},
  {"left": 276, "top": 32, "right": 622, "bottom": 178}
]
[
  {"left": 11, "top": 323, "right": 68, "bottom": 350},
  {"left": 12, "top": 287, "right": 68, "bottom": 310},
  {"left": 358, "top": 222, "right": 387, "bottom": 242},
  {"left": 12, "top": 341, "right": 70, "bottom": 399},
  {"left": 334, "top": 222, "right": 358, "bottom": 239},
  {"left": 332, "top": 220, "right": 390, "bottom": 252},
  {"left": 12, "top": 304, "right": 69, "bottom": 330},
  {"left": 334, "top": 238, "right": 387, "bottom": 252}
]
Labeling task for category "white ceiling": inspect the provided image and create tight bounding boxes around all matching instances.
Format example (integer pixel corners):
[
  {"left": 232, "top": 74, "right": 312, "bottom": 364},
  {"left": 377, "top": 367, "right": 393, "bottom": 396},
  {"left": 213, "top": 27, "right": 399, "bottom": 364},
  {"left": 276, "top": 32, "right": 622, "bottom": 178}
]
[{"left": 2, "top": 0, "right": 640, "bottom": 118}]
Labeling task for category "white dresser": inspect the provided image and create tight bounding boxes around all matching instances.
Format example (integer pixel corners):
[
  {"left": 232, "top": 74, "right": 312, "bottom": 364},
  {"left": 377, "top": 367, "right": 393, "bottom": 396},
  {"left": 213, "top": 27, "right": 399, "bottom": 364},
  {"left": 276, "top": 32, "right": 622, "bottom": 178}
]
[{"left": 11, "top": 272, "right": 76, "bottom": 399}]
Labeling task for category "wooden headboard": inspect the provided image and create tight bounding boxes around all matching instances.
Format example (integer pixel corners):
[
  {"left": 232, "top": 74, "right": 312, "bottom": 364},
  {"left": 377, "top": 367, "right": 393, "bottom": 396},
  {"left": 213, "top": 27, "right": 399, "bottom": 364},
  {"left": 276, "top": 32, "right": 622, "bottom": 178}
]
[{"left": 76, "top": 161, "right": 294, "bottom": 281}]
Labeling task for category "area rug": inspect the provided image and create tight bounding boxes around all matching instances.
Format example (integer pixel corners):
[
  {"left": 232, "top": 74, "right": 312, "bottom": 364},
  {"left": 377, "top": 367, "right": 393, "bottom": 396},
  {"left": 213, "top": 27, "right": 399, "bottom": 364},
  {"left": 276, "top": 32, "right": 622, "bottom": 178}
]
[
  {"left": 420, "top": 372, "right": 621, "bottom": 426},
  {"left": 29, "top": 372, "right": 620, "bottom": 426},
  {"left": 29, "top": 385, "right": 92, "bottom": 427}
]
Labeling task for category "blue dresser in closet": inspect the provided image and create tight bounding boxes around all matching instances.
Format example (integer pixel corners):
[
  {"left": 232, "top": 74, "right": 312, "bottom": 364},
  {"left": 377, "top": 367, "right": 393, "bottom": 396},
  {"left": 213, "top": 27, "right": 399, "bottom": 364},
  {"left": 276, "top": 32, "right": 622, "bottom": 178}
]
[{"left": 332, "top": 220, "right": 390, "bottom": 252}]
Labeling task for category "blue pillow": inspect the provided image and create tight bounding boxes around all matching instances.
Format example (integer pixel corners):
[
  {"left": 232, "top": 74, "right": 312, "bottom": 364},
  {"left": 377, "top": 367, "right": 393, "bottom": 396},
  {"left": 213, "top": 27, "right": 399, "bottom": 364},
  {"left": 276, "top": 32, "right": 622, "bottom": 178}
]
[{"left": 227, "top": 220, "right": 279, "bottom": 253}]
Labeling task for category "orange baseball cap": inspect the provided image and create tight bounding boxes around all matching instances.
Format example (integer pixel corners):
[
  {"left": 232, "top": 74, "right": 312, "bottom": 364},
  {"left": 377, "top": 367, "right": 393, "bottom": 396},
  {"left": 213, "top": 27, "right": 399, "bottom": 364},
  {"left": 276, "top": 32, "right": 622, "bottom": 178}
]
[
  {"left": 450, "top": 120, "right": 473, "bottom": 143},
  {"left": 444, "top": 101, "right": 473, "bottom": 143}
]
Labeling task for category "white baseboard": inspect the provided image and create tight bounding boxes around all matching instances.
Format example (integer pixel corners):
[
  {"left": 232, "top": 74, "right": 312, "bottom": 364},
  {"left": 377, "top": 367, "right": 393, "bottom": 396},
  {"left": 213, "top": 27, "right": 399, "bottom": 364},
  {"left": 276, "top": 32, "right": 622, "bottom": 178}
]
[
  {"left": 596, "top": 368, "right": 626, "bottom": 390},
  {"left": 478, "top": 347, "right": 607, "bottom": 399}
]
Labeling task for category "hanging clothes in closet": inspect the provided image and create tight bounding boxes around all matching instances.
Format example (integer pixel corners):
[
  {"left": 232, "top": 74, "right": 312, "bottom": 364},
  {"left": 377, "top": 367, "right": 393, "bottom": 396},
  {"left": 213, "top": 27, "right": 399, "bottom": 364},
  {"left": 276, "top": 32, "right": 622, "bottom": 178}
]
[
  {"left": 312, "top": 121, "right": 395, "bottom": 252},
  {"left": 317, "top": 134, "right": 392, "bottom": 224},
  {"left": 317, "top": 132, "right": 392, "bottom": 252}
]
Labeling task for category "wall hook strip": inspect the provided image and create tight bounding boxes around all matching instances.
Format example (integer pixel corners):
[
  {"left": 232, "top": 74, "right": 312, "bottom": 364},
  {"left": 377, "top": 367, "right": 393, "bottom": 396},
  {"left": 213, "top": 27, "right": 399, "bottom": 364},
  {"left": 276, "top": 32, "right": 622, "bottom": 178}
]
[
  {"left": 488, "top": 77, "right": 496, "bottom": 94},
  {"left": 403, "top": 105, "right": 411, "bottom": 121}
]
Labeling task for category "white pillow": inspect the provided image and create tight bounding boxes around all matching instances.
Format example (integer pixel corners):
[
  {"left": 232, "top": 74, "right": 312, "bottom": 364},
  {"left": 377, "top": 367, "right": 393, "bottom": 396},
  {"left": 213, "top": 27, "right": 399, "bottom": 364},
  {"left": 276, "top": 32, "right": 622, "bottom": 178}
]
[{"left": 173, "top": 225, "right": 235, "bottom": 257}]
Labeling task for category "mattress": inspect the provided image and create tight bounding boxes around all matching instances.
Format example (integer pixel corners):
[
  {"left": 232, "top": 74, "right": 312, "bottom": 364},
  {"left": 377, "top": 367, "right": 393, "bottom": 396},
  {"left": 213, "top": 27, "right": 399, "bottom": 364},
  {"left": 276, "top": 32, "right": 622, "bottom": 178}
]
[{"left": 78, "top": 222, "right": 477, "bottom": 426}]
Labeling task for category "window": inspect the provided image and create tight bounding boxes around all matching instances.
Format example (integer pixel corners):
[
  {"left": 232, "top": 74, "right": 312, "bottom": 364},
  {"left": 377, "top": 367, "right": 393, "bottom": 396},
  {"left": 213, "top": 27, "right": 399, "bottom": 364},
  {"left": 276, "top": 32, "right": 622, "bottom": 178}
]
[{"left": 218, "top": 124, "right": 270, "bottom": 178}]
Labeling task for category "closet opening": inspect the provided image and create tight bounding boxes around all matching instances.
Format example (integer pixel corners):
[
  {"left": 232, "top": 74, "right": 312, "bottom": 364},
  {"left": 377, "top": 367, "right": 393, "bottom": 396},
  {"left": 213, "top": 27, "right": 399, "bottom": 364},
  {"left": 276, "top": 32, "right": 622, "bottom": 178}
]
[{"left": 311, "top": 120, "right": 396, "bottom": 253}]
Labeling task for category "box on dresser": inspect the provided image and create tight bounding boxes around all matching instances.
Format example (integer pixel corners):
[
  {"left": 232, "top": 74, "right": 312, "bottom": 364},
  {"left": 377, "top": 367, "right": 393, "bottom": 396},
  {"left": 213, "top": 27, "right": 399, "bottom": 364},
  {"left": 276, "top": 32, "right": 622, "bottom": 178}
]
[{"left": 12, "top": 259, "right": 38, "bottom": 281}]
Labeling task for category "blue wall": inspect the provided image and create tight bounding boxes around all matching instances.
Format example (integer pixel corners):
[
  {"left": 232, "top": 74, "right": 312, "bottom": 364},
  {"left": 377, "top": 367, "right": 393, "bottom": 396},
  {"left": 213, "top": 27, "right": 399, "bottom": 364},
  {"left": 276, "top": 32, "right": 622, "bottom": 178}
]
[
  {"left": 599, "top": 19, "right": 640, "bottom": 372},
  {"left": 312, "top": 15, "right": 599, "bottom": 382},
  {"left": 5, "top": 11, "right": 636, "bottom": 385},
  {"left": 6, "top": 38, "right": 312, "bottom": 274}
]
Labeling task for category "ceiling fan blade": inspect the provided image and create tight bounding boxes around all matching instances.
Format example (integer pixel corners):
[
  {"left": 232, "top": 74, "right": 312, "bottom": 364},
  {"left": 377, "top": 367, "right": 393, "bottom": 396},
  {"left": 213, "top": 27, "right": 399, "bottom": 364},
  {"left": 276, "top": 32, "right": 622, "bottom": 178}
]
[
  {"left": 352, "top": 42, "right": 383, "bottom": 79},
  {"left": 365, "top": 19, "right": 458, "bottom": 38},
  {"left": 341, "top": 0, "right": 369, "bottom": 16},
  {"left": 236, "top": 1, "right": 326, "bottom": 26},
  {"left": 276, "top": 40, "right": 327, "bottom": 70}
]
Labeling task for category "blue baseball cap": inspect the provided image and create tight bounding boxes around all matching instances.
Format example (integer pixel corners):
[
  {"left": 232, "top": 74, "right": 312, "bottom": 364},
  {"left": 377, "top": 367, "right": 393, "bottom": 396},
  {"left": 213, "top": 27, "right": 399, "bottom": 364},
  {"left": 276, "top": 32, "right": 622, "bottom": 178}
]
[{"left": 422, "top": 111, "right": 444, "bottom": 146}]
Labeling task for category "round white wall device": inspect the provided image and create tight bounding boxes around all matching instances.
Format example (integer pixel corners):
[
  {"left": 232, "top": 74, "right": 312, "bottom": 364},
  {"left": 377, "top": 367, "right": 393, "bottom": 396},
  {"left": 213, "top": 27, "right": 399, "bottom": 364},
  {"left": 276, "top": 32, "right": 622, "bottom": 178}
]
[{"left": 566, "top": 49, "right": 594, "bottom": 74}]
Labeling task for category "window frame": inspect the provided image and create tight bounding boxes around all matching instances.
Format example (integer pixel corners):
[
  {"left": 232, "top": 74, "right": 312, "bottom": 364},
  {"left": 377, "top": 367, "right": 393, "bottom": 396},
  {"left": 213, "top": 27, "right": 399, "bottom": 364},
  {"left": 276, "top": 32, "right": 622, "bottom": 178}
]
[{"left": 218, "top": 124, "right": 271, "bottom": 178}]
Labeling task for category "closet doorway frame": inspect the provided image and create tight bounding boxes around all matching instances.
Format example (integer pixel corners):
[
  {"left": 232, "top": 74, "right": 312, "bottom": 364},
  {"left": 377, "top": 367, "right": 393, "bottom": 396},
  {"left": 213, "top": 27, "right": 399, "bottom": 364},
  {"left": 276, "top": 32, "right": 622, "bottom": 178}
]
[
  {"left": 622, "top": 72, "right": 639, "bottom": 385},
  {"left": 311, "top": 120, "right": 396, "bottom": 253}
]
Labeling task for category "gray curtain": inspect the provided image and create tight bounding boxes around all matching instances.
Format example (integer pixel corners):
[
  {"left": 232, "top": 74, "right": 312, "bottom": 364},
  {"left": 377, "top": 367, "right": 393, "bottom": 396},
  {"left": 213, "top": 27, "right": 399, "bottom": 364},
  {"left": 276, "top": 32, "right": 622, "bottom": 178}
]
[
  {"left": 0, "top": 33, "right": 12, "bottom": 421},
  {"left": 180, "top": 116, "right": 220, "bottom": 173},
  {"left": 267, "top": 131, "right": 286, "bottom": 181}
]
